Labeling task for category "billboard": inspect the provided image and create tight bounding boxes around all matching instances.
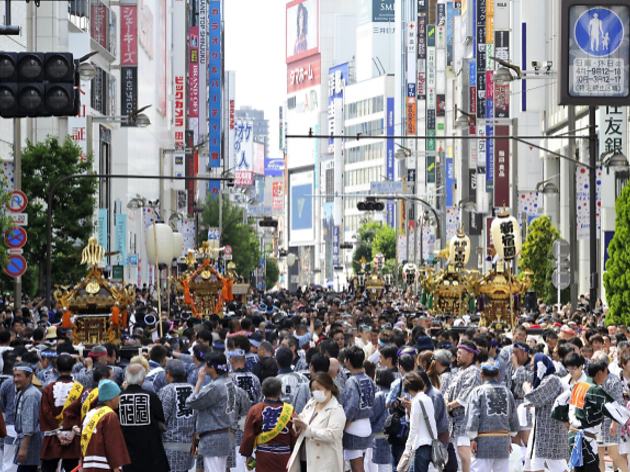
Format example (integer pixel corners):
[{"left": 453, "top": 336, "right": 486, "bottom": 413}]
[
  {"left": 287, "top": 54, "right": 322, "bottom": 93},
  {"left": 273, "top": 181, "right": 284, "bottom": 210},
  {"left": 188, "top": 27, "right": 199, "bottom": 144},
  {"left": 234, "top": 120, "right": 254, "bottom": 186},
  {"left": 173, "top": 0, "right": 186, "bottom": 148},
  {"left": 290, "top": 170, "right": 315, "bottom": 244},
  {"left": 253, "top": 141, "right": 265, "bottom": 175},
  {"left": 328, "top": 62, "right": 348, "bottom": 153},
  {"left": 286, "top": 0, "right": 319, "bottom": 63},
  {"left": 265, "top": 158, "right": 285, "bottom": 176}
]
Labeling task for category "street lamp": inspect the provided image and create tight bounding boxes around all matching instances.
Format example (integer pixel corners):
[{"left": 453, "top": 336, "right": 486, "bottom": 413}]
[
  {"left": 489, "top": 56, "right": 523, "bottom": 85},
  {"left": 458, "top": 197, "right": 477, "bottom": 212},
  {"left": 455, "top": 105, "right": 476, "bottom": 130},
  {"left": 535, "top": 175, "right": 559, "bottom": 195},
  {"left": 600, "top": 147, "right": 629, "bottom": 170},
  {"left": 394, "top": 143, "right": 412, "bottom": 159}
]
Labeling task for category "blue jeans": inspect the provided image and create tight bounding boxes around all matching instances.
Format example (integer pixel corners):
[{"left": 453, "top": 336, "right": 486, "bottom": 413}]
[{"left": 413, "top": 445, "right": 432, "bottom": 472}]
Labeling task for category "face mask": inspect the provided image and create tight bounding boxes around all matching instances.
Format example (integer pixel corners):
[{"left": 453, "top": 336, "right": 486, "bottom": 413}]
[{"left": 312, "top": 390, "right": 328, "bottom": 403}]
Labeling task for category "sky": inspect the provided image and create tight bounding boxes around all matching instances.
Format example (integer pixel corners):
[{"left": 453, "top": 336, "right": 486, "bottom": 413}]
[{"left": 224, "top": 0, "right": 288, "bottom": 159}]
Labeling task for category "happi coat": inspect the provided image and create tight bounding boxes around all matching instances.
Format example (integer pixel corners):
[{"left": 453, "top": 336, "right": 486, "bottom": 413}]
[
  {"left": 119, "top": 384, "right": 169, "bottom": 472},
  {"left": 600, "top": 373, "right": 624, "bottom": 446},
  {"left": 81, "top": 405, "right": 131, "bottom": 472},
  {"left": 157, "top": 382, "right": 197, "bottom": 472},
  {"left": 342, "top": 371, "right": 376, "bottom": 451},
  {"left": 186, "top": 374, "right": 236, "bottom": 458},
  {"left": 512, "top": 362, "right": 534, "bottom": 430},
  {"left": 447, "top": 363, "right": 482, "bottom": 439},
  {"left": 14, "top": 383, "right": 43, "bottom": 466},
  {"left": 239, "top": 399, "right": 298, "bottom": 472},
  {"left": 523, "top": 373, "right": 568, "bottom": 460},
  {"left": 464, "top": 379, "right": 519, "bottom": 459},
  {"left": 40, "top": 376, "right": 83, "bottom": 460}
]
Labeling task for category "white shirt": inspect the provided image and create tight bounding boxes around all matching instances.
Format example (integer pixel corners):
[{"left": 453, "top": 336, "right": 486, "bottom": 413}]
[
  {"left": 404, "top": 392, "right": 438, "bottom": 455},
  {"left": 562, "top": 371, "right": 587, "bottom": 388}
]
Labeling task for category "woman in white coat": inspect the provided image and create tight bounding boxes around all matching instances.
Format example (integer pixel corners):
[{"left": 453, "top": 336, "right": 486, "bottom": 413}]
[{"left": 287, "top": 372, "right": 346, "bottom": 472}]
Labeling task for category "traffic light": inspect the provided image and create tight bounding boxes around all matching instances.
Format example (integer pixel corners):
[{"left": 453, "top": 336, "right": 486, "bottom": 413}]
[
  {"left": 259, "top": 217, "right": 278, "bottom": 228},
  {"left": 357, "top": 198, "right": 385, "bottom": 212},
  {"left": 0, "top": 52, "right": 79, "bottom": 118}
]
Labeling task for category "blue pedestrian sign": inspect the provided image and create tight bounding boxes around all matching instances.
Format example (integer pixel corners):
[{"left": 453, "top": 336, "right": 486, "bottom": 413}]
[
  {"left": 561, "top": 1, "right": 630, "bottom": 104},
  {"left": 5, "top": 254, "right": 26, "bottom": 278},
  {"left": 574, "top": 8, "right": 624, "bottom": 57}
]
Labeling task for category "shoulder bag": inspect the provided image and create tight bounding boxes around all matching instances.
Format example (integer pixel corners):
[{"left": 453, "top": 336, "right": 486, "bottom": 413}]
[
  {"left": 384, "top": 379, "right": 409, "bottom": 446},
  {"left": 418, "top": 397, "right": 449, "bottom": 471}
]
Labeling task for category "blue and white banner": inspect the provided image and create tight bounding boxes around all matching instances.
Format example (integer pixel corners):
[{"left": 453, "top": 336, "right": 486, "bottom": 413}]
[
  {"left": 115, "top": 214, "right": 127, "bottom": 266},
  {"left": 208, "top": 1, "right": 221, "bottom": 168}
]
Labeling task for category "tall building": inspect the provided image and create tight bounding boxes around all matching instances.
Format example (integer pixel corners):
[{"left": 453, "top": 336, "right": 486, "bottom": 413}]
[
  {"left": 235, "top": 106, "right": 270, "bottom": 158},
  {"left": 284, "top": 0, "right": 357, "bottom": 291}
]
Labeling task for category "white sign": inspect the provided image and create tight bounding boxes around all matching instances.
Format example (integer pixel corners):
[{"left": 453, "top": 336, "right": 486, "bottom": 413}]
[
  {"left": 173, "top": 152, "right": 185, "bottom": 191},
  {"left": 370, "top": 181, "right": 404, "bottom": 194},
  {"left": 10, "top": 213, "right": 27, "bottom": 226},
  {"left": 234, "top": 120, "right": 254, "bottom": 186},
  {"left": 290, "top": 65, "right": 314, "bottom": 85},
  {"left": 600, "top": 105, "right": 627, "bottom": 157}
]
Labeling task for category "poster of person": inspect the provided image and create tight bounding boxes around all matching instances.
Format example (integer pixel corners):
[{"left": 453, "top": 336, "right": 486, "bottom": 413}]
[{"left": 286, "top": 0, "right": 319, "bottom": 62}]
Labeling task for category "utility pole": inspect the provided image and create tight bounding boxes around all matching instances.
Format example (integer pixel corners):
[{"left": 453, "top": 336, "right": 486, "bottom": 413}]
[
  {"left": 589, "top": 106, "right": 597, "bottom": 310},
  {"left": 13, "top": 118, "right": 21, "bottom": 311},
  {"left": 568, "top": 106, "right": 578, "bottom": 312}
]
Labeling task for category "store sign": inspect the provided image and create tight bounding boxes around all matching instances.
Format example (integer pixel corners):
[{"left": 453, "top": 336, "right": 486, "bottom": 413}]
[
  {"left": 208, "top": 0, "right": 222, "bottom": 166},
  {"left": 188, "top": 27, "right": 199, "bottom": 143},
  {"left": 173, "top": 0, "right": 186, "bottom": 149},
  {"left": 494, "top": 125, "right": 510, "bottom": 207},
  {"left": 234, "top": 120, "right": 254, "bottom": 186},
  {"left": 120, "top": 5, "right": 138, "bottom": 65},
  {"left": 272, "top": 182, "right": 284, "bottom": 210},
  {"left": 287, "top": 54, "right": 321, "bottom": 93},
  {"left": 120, "top": 66, "right": 137, "bottom": 126},
  {"left": 91, "top": 1, "right": 109, "bottom": 50},
  {"left": 599, "top": 105, "right": 627, "bottom": 157}
]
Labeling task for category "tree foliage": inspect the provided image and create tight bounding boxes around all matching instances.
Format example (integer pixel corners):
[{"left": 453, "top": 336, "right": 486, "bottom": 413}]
[
  {"left": 519, "top": 215, "right": 566, "bottom": 304},
  {"left": 202, "top": 196, "right": 260, "bottom": 281},
  {"left": 0, "top": 136, "right": 97, "bottom": 296},
  {"left": 604, "top": 184, "right": 630, "bottom": 325},
  {"left": 352, "top": 222, "right": 396, "bottom": 273},
  {"left": 265, "top": 258, "right": 280, "bottom": 289}
]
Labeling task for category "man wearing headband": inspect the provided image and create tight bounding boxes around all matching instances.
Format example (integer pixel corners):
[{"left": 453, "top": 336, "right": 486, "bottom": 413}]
[
  {"left": 510, "top": 341, "right": 534, "bottom": 449},
  {"left": 13, "top": 363, "right": 43, "bottom": 471},
  {"left": 465, "top": 360, "right": 519, "bottom": 472},
  {"left": 186, "top": 351, "right": 252, "bottom": 472},
  {"left": 497, "top": 325, "right": 528, "bottom": 390},
  {"left": 445, "top": 341, "right": 482, "bottom": 472}
]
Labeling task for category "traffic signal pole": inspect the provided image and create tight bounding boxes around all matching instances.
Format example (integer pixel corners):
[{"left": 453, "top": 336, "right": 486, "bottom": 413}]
[{"left": 13, "top": 118, "right": 21, "bottom": 311}]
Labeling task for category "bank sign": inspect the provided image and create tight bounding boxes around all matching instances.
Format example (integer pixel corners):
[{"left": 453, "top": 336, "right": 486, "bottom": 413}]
[{"left": 373, "top": 0, "right": 394, "bottom": 22}]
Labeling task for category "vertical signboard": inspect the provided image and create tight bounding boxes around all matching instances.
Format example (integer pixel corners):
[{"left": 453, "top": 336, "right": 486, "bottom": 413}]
[
  {"left": 468, "top": 169, "right": 482, "bottom": 235},
  {"left": 157, "top": 0, "right": 167, "bottom": 116},
  {"left": 198, "top": 0, "right": 207, "bottom": 138},
  {"left": 599, "top": 105, "right": 627, "bottom": 157},
  {"left": 115, "top": 214, "right": 127, "bottom": 266},
  {"left": 493, "top": 125, "right": 510, "bottom": 207},
  {"left": 173, "top": 0, "right": 186, "bottom": 149},
  {"left": 272, "top": 182, "right": 284, "bottom": 210},
  {"left": 98, "top": 208, "right": 109, "bottom": 254},
  {"left": 386, "top": 98, "right": 395, "bottom": 227},
  {"left": 185, "top": 131, "right": 195, "bottom": 216},
  {"left": 120, "top": 1, "right": 138, "bottom": 126},
  {"left": 234, "top": 120, "right": 254, "bottom": 186},
  {"left": 188, "top": 27, "right": 199, "bottom": 144},
  {"left": 494, "top": 30, "right": 510, "bottom": 117},
  {"left": 208, "top": 1, "right": 222, "bottom": 167}
]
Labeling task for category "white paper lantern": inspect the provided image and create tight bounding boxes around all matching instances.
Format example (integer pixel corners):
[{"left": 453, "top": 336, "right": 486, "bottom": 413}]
[
  {"left": 448, "top": 232, "right": 471, "bottom": 267},
  {"left": 402, "top": 262, "right": 417, "bottom": 284},
  {"left": 172, "top": 233, "right": 184, "bottom": 259},
  {"left": 490, "top": 213, "right": 521, "bottom": 261},
  {"left": 145, "top": 223, "right": 174, "bottom": 265},
  {"left": 287, "top": 253, "right": 297, "bottom": 267}
]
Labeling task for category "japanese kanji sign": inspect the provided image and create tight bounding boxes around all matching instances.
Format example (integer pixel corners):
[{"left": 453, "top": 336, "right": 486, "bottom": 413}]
[{"left": 208, "top": 0, "right": 222, "bottom": 168}]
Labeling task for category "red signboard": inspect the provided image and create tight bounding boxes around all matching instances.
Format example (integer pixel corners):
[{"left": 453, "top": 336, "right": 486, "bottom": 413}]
[
  {"left": 287, "top": 54, "right": 321, "bottom": 93},
  {"left": 188, "top": 27, "right": 199, "bottom": 119},
  {"left": 273, "top": 182, "right": 284, "bottom": 210},
  {"left": 494, "top": 125, "right": 510, "bottom": 207},
  {"left": 91, "top": 1, "right": 108, "bottom": 50},
  {"left": 121, "top": 6, "right": 138, "bottom": 66}
]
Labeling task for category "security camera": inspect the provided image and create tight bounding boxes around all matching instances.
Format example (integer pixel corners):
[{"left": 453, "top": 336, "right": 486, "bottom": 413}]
[
  {"left": 532, "top": 61, "right": 542, "bottom": 71},
  {"left": 227, "top": 178, "right": 235, "bottom": 188}
]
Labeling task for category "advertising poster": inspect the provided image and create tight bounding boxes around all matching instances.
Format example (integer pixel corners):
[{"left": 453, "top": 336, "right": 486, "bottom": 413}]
[
  {"left": 272, "top": 182, "right": 284, "bottom": 210},
  {"left": 290, "top": 170, "right": 315, "bottom": 244},
  {"left": 286, "top": 0, "right": 319, "bottom": 63}
]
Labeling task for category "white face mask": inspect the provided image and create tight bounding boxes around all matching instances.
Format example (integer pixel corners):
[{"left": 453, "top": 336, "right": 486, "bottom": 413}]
[{"left": 312, "top": 390, "right": 328, "bottom": 403}]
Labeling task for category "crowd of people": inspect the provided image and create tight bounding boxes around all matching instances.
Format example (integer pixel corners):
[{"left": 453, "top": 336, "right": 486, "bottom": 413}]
[{"left": 0, "top": 289, "right": 627, "bottom": 472}]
